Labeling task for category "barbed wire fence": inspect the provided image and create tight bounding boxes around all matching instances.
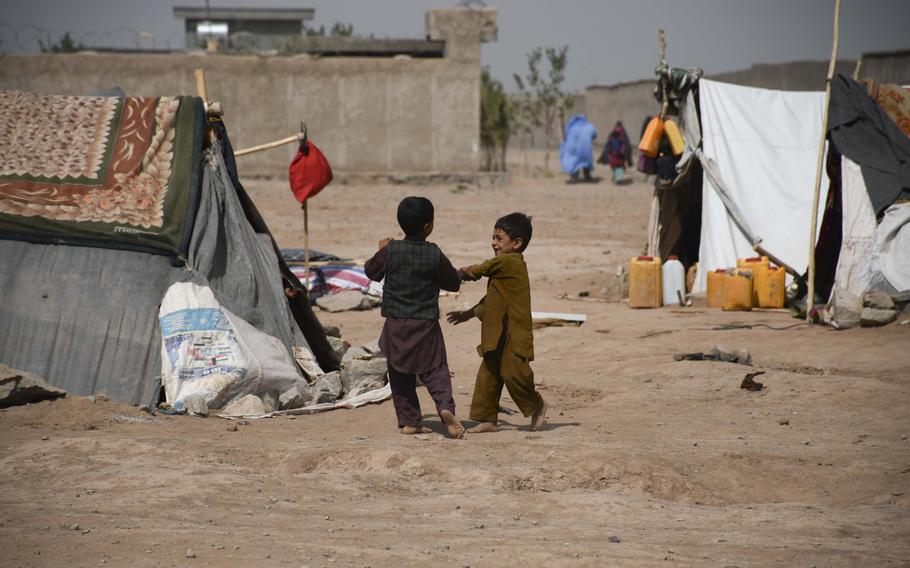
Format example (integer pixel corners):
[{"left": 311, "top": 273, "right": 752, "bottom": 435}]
[{"left": 0, "top": 23, "right": 185, "bottom": 52}]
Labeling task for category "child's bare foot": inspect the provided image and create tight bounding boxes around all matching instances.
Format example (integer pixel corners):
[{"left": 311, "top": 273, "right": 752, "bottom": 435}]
[
  {"left": 530, "top": 399, "right": 548, "bottom": 431},
  {"left": 467, "top": 421, "right": 498, "bottom": 433},
  {"left": 439, "top": 410, "right": 465, "bottom": 439},
  {"left": 401, "top": 425, "right": 433, "bottom": 435}
]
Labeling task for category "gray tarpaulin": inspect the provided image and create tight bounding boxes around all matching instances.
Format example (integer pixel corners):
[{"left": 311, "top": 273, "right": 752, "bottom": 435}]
[
  {"left": 0, "top": 144, "right": 310, "bottom": 406},
  {"left": 0, "top": 241, "right": 182, "bottom": 404}
]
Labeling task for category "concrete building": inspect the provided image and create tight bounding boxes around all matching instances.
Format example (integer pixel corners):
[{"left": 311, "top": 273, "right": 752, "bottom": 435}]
[
  {"left": 173, "top": 6, "right": 315, "bottom": 51},
  {"left": 0, "top": 8, "right": 497, "bottom": 177}
]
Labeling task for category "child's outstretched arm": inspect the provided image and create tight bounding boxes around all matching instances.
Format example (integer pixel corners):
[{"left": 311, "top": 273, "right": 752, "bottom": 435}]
[
  {"left": 364, "top": 237, "right": 393, "bottom": 282},
  {"left": 438, "top": 252, "right": 461, "bottom": 293},
  {"left": 446, "top": 298, "right": 484, "bottom": 325},
  {"left": 459, "top": 256, "right": 505, "bottom": 281}
]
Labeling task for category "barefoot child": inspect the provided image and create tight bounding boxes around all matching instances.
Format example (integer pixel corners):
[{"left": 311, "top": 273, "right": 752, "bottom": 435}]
[
  {"left": 446, "top": 212, "right": 547, "bottom": 433},
  {"left": 365, "top": 196, "right": 465, "bottom": 438}
]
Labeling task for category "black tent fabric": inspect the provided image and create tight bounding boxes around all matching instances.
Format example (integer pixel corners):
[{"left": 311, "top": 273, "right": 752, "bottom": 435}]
[
  {"left": 212, "top": 121, "right": 340, "bottom": 372},
  {"left": 828, "top": 75, "right": 910, "bottom": 216}
]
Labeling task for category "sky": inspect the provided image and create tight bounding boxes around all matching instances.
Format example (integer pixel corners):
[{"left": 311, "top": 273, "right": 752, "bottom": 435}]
[{"left": 1, "top": 0, "right": 907, "bottom": 92}]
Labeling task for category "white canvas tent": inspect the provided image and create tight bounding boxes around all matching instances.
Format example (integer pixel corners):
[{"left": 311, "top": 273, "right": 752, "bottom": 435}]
[{"left": 651, "top": 73, "right": 909, "bottom": 326}]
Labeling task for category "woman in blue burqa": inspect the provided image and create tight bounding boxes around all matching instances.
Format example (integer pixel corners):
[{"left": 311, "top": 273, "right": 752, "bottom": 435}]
[{"left": 560, "top": 114, "right": 597, "bottom": 183}]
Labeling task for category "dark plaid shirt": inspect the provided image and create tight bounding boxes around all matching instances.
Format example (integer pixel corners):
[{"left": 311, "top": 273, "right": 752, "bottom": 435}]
[
  {"left": 380, "top": 239, "right": 441, "bottom": 319},
  {"left": 365, "top": 239, "right": 460, "bottom": 374}
]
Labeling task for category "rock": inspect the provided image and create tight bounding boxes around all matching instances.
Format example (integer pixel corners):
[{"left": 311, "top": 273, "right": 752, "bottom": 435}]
[
  {"left": 222, "top": 394, "right": 267, "bottom": 416},
  {"left": 316, "top": 290, "right": 374, "bottom": 313},
  {"left": 311, "top": 371, "right": 343, "bottom": 404},
  {"left": 183, "top": 394, "right": 208, "bottom": 416},
  {"left": 278, "top": 383, "right": 313, "bottom": 410},
  {"left": 779, "top": 418, "right": 790, "bottom": 426},
  {"left": 607, "top": 535, "right": 621, "bottom": 543},
  {"left": 0, "top": 365, "right": 66, "bottom": 409},
  {"left": 863, "top": 290, "right": 895, "bottom": 310},
  {"left": 860, "top": 307, "right": 898, "bottom": 327},
  {"left": 327, "top": 336, "right": 350, "bottom": 359},
  {"left": 361, "top": 340, "right": 382, "bottom": 355},
  {"left": 185, "top": 548, "right": 196, "bottom": 558},
  {"left": 323, "top": 325, "right": 342, "bottom": 338},
  {"left": 578, "top": 290, "right": 590, "bottom": 297},
  {"left": 341, "top": 346, "right": 370, "bottom": 366},
  {"left": 341, "top": 358, "right": 388, "bottom": 398},
  {"left": 261, "top": 391, "right": 278, "bottom": 413}
]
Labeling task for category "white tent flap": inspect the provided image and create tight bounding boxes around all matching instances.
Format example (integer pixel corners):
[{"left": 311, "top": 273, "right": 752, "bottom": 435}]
[{"left": 695, "top": 80, "right": 829, "bottom": 292}]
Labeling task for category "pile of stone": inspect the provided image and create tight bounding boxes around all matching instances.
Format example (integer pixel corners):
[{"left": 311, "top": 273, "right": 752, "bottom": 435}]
[
  {"left": 860, "top": 290, "right": 907, "bottom": 327},
  {"left": 219, "top": 325, "right": 388, "bottom": 416}
]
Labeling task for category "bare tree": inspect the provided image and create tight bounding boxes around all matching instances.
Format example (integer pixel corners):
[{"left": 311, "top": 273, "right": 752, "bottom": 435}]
[{"left": 513, "top": 46, "right": 573, "bottom": 175}]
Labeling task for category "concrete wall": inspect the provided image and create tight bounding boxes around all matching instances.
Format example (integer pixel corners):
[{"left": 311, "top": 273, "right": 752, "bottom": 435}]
[
  {"left": 862, "top": 50, "right": 910, "bottom": 85},
  {"left": 585, "top": 80, "right": 655, "bottom": 148},
  {"left": 0, "top": 8, "right": 496, "bottom": 177}
]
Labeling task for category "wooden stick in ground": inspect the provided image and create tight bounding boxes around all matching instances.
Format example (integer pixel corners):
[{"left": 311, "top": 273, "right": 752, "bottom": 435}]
[
  {"left": 807, "top": 0, "right": 841, "bottom": 321},
  {"left": 234, "top": 133, "right": 303, "bottom": 157},
  {"left": 303, "top": 201, "right": 310, "bottom": 291},
  {"left": 194, "top": 69, "right": 209, "bottom": 109}
]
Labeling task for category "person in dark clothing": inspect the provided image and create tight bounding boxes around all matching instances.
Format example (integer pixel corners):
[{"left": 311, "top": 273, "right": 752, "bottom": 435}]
[{"left": 364, "top": 196, "right": 465, "bottom": 438}]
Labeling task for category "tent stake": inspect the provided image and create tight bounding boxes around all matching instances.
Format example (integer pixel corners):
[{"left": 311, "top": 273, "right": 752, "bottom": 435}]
[{"left": 807, "top": 0, "right": 841, "bottom": 321}]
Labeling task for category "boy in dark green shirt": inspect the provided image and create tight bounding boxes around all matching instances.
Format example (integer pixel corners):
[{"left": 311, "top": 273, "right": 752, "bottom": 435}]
[{"left": 447, "top": 212, "right": 547, "bottom": 433}]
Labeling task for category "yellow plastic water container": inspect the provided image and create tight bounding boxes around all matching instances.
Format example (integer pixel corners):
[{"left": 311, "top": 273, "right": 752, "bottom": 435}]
[
  {"left": 707, "top": 269, "right": 729, "bottom": 308},
  {"left": 629, "top": 256, "right": 662, "bottom": 308},
  {"left": 638, "top": 116, "right": 665, "bottom": 158},
  {"left": 664, "top": 118, "right": 685, "bottom": 156},
  {"left": 756, "top": 265, "right": 786, "bottom": 308},
  {"left": 737, "top": 256, "right": 769, "bottom": 307},
  {"left": 722, "top": 269, "right": 753, "bottom": 311}
]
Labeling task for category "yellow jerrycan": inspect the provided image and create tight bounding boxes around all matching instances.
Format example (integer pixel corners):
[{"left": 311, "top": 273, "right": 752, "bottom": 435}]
[
  {"left": 629, "top": 256, "right": 662, "bottom": 308},
  {"left": 722, "top": 269, "right": 753, "bottom": 311},
  {"left": 664, "top": 118, "right": 685, "bottom": 156},
  {"left": 706, "top": 269, "right": 729, "bottom": 308},
  {"left": 638, "top": 116, "right": 665, "bottom": 158},
  {"left": 737, "top": 256, "right": 769, "bottom": 307},
  {"left": 756, "top": 265, "right": 786, "bottom": 308}
]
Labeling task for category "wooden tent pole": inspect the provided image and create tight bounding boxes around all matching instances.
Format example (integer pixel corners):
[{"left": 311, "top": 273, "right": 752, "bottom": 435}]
[
  {"left": 852, "top": 56, "right": 863, "bottom": 81},
  {"left": 807, "top": 0, "right": 841, "bottom": 321},
  {"left": 303, "top": 202, "right": 310, "bottom": 290},
  {"left": 235, "top": 133, "right": 304, "bottom": 157},
  {"left": 194, "top": 69, "right": 209, "bottom": 106}
]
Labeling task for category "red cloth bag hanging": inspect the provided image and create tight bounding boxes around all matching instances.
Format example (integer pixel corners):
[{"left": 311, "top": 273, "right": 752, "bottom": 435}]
[{"left": 288, "top": 137, "right": 333, "bottom": 204}]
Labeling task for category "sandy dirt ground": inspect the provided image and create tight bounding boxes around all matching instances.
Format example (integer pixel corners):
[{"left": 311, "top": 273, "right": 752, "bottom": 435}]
[{"left": 1, "top": 174, "right": 909, "bottom": 568}]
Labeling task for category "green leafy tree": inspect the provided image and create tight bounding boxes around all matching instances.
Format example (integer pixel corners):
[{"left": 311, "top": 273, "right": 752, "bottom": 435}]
[
  {"left": 513, "top": 46, "right": 574, "bottom": 174},
  {"left": 480, "top": 67, "right": 512, "bottom": 172},
  {"left": 39, "top": 32, "right": 83, "bottom": 53},
  {"left": 330, "top": 23, "right": 354, "bottom": 37}
]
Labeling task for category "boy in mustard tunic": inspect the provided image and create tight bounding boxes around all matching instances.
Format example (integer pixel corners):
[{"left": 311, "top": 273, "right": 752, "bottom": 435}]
[{"left": 446, "top": 212, "right": 547, "bottom": 433}]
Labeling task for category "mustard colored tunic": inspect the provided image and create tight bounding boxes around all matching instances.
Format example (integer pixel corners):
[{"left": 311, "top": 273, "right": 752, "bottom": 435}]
[{"left": 463, "top": 252, "right": 534, "bottom": 361}]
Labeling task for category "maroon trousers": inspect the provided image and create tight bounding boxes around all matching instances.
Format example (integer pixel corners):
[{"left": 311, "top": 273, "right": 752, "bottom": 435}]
[{"left": 388, "top": 362, "right": 456, "bottom": 428}]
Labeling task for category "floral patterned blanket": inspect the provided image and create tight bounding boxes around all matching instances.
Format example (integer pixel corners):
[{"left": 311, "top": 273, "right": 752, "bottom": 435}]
[{"left": 0, "top": 90, "right": 203, "bottom": 256}]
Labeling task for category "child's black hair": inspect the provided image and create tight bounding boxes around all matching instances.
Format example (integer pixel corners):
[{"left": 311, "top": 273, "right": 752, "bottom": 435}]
[
  {"left": 397, "top": 196, "right": 434, "bottom": 236},
  {"left": 495, "top": 212, "right": 533, "bottom": 251}
]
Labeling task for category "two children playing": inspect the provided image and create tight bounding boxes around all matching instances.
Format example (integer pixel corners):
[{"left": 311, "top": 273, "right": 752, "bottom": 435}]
[{"left": 364, "top": 197, "right": 547, "bottom": 438}]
